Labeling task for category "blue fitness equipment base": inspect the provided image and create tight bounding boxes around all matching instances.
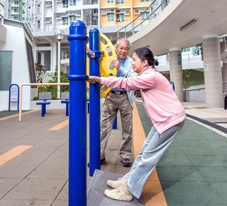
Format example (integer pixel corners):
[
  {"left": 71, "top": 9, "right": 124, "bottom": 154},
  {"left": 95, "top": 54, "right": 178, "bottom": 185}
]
[{"left": 87, "top": 170, "right": 145, "bottom": 206}]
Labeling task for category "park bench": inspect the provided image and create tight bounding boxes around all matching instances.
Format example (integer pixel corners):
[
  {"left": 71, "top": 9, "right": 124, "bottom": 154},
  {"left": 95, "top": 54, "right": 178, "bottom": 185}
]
[
  {"left": 36, "top": 92, "right": 51, "bottom": 117},
  {"left": 61, "top": 92, "right": 69, "bottom": 116}
]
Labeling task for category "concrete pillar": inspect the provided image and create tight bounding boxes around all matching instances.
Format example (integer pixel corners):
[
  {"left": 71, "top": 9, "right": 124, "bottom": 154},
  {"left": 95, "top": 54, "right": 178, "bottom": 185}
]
[
  {"left": 202, "top": 34, "right": 223, "bottom": 108},
  {"left": 222, "top": 63, "right": 227, "bottom": 83},
  {"left": 169, "top": 47, "right": 183, "bottom": 102}
]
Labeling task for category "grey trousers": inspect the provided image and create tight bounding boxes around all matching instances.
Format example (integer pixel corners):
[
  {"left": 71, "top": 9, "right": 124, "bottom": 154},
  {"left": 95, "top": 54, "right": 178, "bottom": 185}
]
[
  {"left": 100, "top": 92, "right": 133, "bottom": 160},
  {"left": 124, "top": 120, "right": 185, "bottom": 199}
]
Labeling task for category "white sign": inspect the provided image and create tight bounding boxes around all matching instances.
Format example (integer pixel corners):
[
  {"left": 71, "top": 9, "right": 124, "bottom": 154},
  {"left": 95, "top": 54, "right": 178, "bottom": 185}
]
[{"left": 10, "top": 85, "right": 19, "bottom": 102}]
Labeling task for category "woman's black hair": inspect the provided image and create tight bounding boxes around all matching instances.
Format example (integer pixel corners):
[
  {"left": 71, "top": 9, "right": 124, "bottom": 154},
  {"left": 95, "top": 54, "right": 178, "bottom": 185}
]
[{"left": 133, "top": 47, "right": 159, "bottom": 67}]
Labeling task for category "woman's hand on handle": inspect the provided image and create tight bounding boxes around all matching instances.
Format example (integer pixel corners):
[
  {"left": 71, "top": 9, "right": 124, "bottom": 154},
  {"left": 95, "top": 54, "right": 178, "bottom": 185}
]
[{"left": 88, "top": 76, "right": 101, "bottom": 84}]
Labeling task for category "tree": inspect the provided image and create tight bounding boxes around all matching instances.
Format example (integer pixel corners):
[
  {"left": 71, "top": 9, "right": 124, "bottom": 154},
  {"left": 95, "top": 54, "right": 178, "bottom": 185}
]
[{"left": 35, "top": 62, "right": 46, "bottom": 83}]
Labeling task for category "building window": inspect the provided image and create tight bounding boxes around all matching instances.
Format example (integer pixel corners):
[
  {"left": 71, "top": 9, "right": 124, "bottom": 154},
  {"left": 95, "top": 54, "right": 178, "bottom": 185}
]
[
  {"left": 116, "top": 0, "right": 124, "bottom": 4},
  {"left": 14, "top": 16, "right": 19, "bottom": 20},
  {"left": 0, "top": 52, "right": 12, "bottom": 91},
  {"left": 62, "top": 17, "right": 68, "bottom": 25},
  {"left": 141, "top": 12, "right": 149, "bottom": 21},
  {"left": 140, "top": 0, "right": 149, "bottom": 2},
  {"left": 107, "top": 13, "right": 114, "bottom": 21},
  {"left": 37, "top": 5, "right": 41, "bottom": 13},
  {"left": 63, "top": 0, "right": 68, "bottom": 8},
  {"left": 94, "top": 9, "right": 98, "bottom": 13},
  {"left": 70, "top": 16, "right": 76, "bottom": 23},
  {"left": 14, "top": 1, "right": 19, "bottom": 5},
  {"left": 117, "top": 14, "right": 124, "bottom": 22},
  {"left": 69, "top": 0, "right": 76, "bottom": 6},
  {"left": 23, "top": 10, "right": 25, "bottom": 14},
  {"left": 14, "top": 8, "right": 18, "bottom": 12},
  {"left": 107, "top": 0, "right": 114, "bottom": 3},
  {"left": 37, "top": 20, "right": 40, "bottom": 29}
]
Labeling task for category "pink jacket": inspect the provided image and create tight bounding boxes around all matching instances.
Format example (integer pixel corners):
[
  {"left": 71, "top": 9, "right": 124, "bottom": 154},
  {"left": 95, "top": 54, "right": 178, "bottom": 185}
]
[{"left": 100, "top": 66, "right": 186, "bottom": 134}]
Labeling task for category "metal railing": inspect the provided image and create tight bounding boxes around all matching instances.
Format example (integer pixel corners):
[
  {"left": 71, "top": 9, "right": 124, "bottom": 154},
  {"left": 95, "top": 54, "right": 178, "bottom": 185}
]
[{"left": 117, "top": 0, "right": 171, "bottom": 40}]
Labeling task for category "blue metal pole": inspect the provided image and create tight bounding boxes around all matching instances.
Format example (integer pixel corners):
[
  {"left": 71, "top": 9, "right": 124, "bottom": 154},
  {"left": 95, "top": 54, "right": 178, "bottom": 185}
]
[
  {"left": 67, "top": 20, "right": 87, "bottom": 206},
  {"left": 112, "top": 116, "right": 117, "bottom": 129},
  {"left": 89, "top": 28, "right": 101, "bottom": 177}
]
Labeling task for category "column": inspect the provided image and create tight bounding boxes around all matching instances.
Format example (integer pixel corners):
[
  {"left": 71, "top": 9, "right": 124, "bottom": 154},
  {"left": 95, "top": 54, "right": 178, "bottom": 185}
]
[
  {"left": 222, "top": 63, "right": 227, "bottom": 83},
  {"left": 169, "top": 47, "right": 183, "bottom": 102},
  {"left": 202, "top": 34, "right": 223, "bottom": 108}
]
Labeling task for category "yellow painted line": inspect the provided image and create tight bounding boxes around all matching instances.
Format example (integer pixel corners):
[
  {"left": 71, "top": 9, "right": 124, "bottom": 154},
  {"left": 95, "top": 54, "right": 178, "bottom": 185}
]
[
  {"left": 0, "top": 110, "right": 38, "bottom": 121},
  {"left": 183, "top": 106, "right": 227, "bottom": 117},
  {"left": 133, "top": 103, "right": 167, "bottom": 206},
  {"left": 0, "top": 145, "right": 32, "bottom": 166},
  {"left": 49, "top": 119, "right": 69, "bottom": 131}
]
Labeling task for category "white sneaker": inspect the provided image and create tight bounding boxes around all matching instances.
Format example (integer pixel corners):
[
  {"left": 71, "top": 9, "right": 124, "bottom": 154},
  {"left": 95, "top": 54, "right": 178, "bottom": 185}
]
[
  {"left": 104, "top": 186, "right": 133, "bottom": 201},
  {"left": 107, "top": 177, "right": 127, "bottom": 189}
]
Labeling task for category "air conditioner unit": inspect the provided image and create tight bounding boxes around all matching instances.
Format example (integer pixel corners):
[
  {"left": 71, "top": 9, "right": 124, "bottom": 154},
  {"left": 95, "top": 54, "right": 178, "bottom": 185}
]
[
  {"left": 134, "top": 9, "right": 140, "bottom": 14},
  {"left": 76, "top": 11, "right": 81, "bottom": 16},
  {"left": 125, "top": 10, "right": 130, "bottom": 15},
  {"left": 46, "top": 3, "right": 52, "bottom": 7},
  {"left": 56, "top": 15, "right": 61, "bottom": 19},
  {"left": 56, "top": 0, "right": 62, "bottom": 2},
  {"left": 101, "top": 10, "right": 107, "bottom": 15},
  {"left": 116, "top": 19, "right": 120, "bottom": 22},
  {"left": 46, "top": 19, "right": 52, "bottom": 23}
]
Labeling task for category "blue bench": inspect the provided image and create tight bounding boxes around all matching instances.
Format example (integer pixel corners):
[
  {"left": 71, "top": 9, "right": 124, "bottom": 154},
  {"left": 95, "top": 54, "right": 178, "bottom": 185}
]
[
  {"left": 61, "top": 92, "right": 69, "bottom": 116},
  {"left": 36, "top": 92, "right": 51, "bottom": 117}
]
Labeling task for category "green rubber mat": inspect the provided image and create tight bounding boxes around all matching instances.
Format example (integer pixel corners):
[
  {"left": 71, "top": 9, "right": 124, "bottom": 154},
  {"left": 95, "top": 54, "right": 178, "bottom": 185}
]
[
  {"left": 0, "top": 110, "right": 30, "bottom": 118},
  {"left": 136, "top": 103, "right": 227, "bottom": 205}
]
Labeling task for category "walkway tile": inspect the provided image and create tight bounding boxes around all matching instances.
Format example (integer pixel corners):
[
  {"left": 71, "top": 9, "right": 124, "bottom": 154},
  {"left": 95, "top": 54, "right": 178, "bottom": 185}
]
[
  {"left": 209, "top": 182, "right": 227, "bottom": 203},
  {"left": 160, "top": 181, "right": 225, "bottom": 205},
  {"left": 197, "top": 166, "right": 227, "bottom": 181},
  {"left": 157, "top": 165, "right": 206, "bottom": 182}
]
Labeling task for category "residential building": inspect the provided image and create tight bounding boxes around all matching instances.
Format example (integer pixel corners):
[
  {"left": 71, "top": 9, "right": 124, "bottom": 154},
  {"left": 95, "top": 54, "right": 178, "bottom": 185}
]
[{"left": 8, "top": 0, "right": 26, "bottom": 21}]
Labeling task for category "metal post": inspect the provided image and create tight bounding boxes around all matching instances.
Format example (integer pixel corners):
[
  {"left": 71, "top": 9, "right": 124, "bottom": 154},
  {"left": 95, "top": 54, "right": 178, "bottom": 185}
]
[
  {"left": 117, "top": 31, "right": 119, "bottom": 41},
  {"left": 67, "top": 20, "right": 88, "bottom": 206},
  {"left": 132, "top": 21, "right": 134, "bottom": 35},
  {"left": 89, "top": 28, "right": 101, "bottom": 177},
  {"left": 149, "top": 6, "right": 152, "bottom": 23},
  {"left": 57, "top": 40, "right": 61, "bottom": 99},
  {"left": 125, "top": 27, "right": 127, "bottom": 39}
]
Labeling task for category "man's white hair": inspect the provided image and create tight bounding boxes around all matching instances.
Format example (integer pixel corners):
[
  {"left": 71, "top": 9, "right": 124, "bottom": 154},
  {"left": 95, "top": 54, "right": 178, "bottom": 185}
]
[{"left": 116, "top": 38, "right": 131, "bottom": 49}]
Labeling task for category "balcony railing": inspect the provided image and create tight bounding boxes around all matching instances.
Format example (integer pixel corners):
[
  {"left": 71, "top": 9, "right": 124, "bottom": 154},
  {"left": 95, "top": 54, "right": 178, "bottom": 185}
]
[{"left": 116, "top": 0, "right": 171, "bottom": 40}]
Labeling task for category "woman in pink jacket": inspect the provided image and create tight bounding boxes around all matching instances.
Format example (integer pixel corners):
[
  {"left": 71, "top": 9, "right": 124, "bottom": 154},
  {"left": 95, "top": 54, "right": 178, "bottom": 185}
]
[{"left": 89, "top": 47, "right": 186, "bottom": 202}]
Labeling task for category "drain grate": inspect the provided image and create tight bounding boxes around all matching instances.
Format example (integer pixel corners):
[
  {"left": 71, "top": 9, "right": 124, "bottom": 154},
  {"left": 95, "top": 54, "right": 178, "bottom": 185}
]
[{"left": 87, "top": 170, "right": 145, "bottom": 206}]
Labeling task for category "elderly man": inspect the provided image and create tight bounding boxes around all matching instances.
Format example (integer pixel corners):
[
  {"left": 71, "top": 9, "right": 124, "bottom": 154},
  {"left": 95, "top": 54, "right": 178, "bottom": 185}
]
[{"left": 100, "top": 38, "right": 137, "bottom": 167}]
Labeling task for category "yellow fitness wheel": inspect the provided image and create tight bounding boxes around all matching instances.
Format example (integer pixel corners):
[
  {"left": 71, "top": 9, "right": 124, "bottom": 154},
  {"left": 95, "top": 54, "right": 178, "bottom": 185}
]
[{"left": 86, "top": 33, "right": 117, "bottom": 99}]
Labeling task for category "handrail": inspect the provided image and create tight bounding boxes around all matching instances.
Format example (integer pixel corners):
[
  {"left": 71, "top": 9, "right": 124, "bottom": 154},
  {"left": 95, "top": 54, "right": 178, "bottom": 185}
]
[
  {"left": 116, "top": 0, "right": 171, "bottom": 40},
  {"left": 128, "top": 0, "right": 167, "bottom": 33},
  {"left": 117, "top": 0, "right": 157, "bottom": 33},
  {"left": 19, "top": 83, "right": 69, "bottom": 121}
]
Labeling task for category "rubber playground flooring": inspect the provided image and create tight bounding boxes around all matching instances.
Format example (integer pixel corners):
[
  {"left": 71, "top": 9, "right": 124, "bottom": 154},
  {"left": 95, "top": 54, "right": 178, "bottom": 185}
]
[
  {"left": 0, "top": 104, "right": 227, "bottom": 205},
  {"left": 136, "top": 103, "right": 227, "bottom": 206},
  {"left": 0, "top": 110, "right": 31, "bottom": 118}
]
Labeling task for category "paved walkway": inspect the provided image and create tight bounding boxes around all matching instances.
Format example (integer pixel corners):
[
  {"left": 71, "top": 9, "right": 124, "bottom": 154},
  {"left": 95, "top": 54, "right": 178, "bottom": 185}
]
[{"left": 0, "top": 101, "right": 227, "bottom": 205}]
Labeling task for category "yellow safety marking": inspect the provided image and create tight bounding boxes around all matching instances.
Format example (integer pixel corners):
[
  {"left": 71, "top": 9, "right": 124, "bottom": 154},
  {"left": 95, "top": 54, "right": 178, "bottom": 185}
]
[
  {"left": 49, "top": 119, "right": 69, "bottom": 131},
  {"left": 0, "top": 145, "right": 32, "bottom": 166},
  {"left": 184, "top": 106, "right": 227, "bottom": 117},
  {"left": 133, "top": 103, "right": 167, "bottom": 206},
  {"left": 0, "top": 110, "right": 38, "bottom": 121}
]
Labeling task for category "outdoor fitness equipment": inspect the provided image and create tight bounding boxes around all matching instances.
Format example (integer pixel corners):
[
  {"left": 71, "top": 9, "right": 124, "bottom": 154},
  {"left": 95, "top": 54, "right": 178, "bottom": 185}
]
[
  {"left": 68, "top": 20, "right": 119, "bottom": 206},
  {"left": 86, "top": 32, "right": 117, "bottom": 99}
]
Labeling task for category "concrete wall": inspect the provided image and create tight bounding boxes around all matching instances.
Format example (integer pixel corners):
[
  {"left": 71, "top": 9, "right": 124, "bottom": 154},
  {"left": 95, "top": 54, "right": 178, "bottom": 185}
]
[{"left": 0, "top": 24, "right": 31, "bottom": 110}]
